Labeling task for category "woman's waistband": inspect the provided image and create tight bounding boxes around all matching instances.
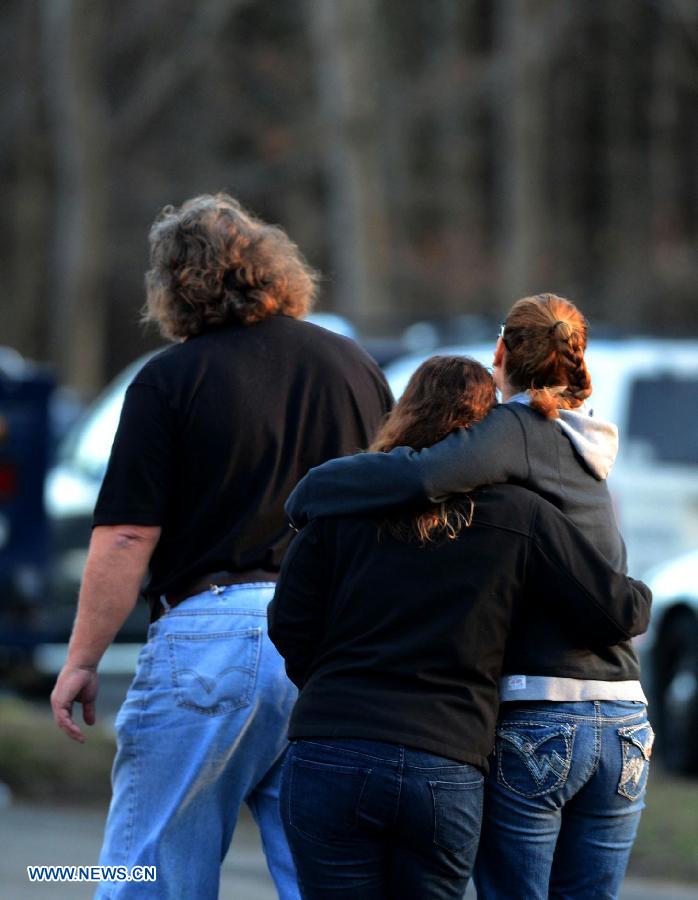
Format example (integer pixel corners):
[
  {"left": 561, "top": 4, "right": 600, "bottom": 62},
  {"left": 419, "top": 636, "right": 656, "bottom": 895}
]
[{"left": 499, "top": 675, "right": 647, "bottom": 704}]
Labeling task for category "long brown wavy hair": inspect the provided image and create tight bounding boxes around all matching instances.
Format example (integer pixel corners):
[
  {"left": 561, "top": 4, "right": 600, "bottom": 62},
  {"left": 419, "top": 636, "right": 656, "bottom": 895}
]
[
  {"left": 501, "top": 293, "right": 592, "bottom": 419},
  {"left": 143, "top": 193, "right": 319, "bottom": 340},
  {"left": 370, "top": 355, "right": 497, "bottom": 543}
]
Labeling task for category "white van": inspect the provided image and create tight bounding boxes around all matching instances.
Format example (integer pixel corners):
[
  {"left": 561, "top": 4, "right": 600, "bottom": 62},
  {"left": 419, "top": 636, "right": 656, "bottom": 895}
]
[{"left": 384, "top": 338, "right": 698, "bottom": 577}]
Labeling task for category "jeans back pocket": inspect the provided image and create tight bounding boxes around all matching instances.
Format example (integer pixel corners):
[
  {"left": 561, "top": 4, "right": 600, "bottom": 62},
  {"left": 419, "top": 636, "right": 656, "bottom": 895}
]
[
  {"left": 496, "top": 721, "right": 576, "bottom": 798},
  {"left": 617, "top": 721, "right": 654, "bottom": 801},
  {"left": 167, "top": 628, "right": 261, "bottom": 716},
  {"left": 287, "top": 756, "right": 372, "bottom": 842},
  {"left": 429, "top": 778, "right": 484, "bottom": 853}
]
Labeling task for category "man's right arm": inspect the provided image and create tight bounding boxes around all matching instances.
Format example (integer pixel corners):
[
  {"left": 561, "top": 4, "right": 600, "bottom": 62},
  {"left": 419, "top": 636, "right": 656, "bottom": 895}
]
[
  {"left": 52, "top": 374, "right": 175, "bottom": 742},
  {"left": 51, "top": 524, "right": 160, "bottom": 742},
  {"left": 286, "top": 404, "right": 528, "bottom": 527}
]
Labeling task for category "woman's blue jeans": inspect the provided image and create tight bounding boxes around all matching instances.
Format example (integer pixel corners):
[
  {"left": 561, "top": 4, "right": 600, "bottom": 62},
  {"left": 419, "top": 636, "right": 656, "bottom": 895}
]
[
  {"left": 474, "top": 700, "right": 654, "bottom": 899},
  {"left": 280, "top": 737, "right": 484, "bottom": 899}
]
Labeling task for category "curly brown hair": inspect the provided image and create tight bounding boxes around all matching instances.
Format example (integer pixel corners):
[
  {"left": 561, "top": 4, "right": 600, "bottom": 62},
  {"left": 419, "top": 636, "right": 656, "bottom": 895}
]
[
  {"left": 142, "top": 193, "right": 319, "bottom": 339},
  {"left": 502, "top": 293, "right": 592, "bottom": 419},
  {"left": 370, "top": 355, "right": 497, "bottom": 543}
]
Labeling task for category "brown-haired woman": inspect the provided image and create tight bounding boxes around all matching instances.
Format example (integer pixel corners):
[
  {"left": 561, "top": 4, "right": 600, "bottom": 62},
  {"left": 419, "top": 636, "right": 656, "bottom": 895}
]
[
  {"left": 285, "top": 294, "right": 654, "bottom": 899},
  {"left": 269, "top": 355, "right": 651, "bottom": 900}
]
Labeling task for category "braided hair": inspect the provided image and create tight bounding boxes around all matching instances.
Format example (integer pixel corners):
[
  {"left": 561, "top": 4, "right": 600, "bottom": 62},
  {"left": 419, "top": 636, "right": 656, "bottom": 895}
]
[{"left": 501, "top": 293, "right": 592, "bottom": 419}]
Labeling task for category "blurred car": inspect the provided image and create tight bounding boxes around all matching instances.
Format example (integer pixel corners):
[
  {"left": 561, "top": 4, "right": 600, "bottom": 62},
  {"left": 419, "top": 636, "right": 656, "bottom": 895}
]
[
  {"left": 400, "top": 314, "right": 496, "bottom": 354},
  {"left": 641, "top": 549, "right": 698, "bottom": 774},
  {"left": 0, "top": 352, "right": 54, "bottom": 679}
]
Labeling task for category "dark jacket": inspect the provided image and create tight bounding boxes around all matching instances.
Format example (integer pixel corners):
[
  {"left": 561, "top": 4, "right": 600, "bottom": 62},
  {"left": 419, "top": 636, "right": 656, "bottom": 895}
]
[
  {"left": 284, "top": 401, "right": 637, "bottom": 682},
  {"left": 268, "top": 485, "right": 651, "bottom": 773},
  {"left": 286, "top": 403, "right": 626, "bottom": 571}
]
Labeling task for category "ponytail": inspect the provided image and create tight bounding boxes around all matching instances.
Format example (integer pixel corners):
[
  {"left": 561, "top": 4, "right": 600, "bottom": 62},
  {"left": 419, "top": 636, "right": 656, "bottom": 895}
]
[{"left": 502, "top": 294, "right": 592, "bottom": 420}]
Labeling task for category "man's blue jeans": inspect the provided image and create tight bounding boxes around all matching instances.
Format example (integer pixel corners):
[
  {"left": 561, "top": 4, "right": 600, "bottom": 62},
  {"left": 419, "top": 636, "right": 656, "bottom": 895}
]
[
  {"left": 95, "top": 584, "right": 300, "bottom": 900},
  {"left": 474, "top": 700, "right": 654, "bottom": 899},
  {"left": 280, "top": 737, "right": 484, "bottom": 899}
]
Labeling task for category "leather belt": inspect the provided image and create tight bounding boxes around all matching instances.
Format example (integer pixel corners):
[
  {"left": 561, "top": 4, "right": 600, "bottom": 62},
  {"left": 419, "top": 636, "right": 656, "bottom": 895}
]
[{"left": 153, "top": 568, "right": 279, "bottom": 620}]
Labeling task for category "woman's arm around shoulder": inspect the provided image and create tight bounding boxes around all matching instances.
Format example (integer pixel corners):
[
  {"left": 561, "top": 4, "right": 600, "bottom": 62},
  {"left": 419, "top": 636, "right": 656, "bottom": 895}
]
[
  {"left": 526, "top": 496, "right": 652, "bottom": 645},
  {"left": 285, "top": 404, "right": 530, "bottom": 527}
]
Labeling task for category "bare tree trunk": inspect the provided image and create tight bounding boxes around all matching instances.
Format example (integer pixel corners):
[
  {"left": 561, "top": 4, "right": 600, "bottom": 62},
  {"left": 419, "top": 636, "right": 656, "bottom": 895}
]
[
  {"left": 494, "top": 0, "right": 552, "bottom": 306},
  {"left": 41, "top": 0, "right": 108, "bottom": 394},
  {"left": 646, "top": 6, "right": 698, "bottom": 329},
  {"left": 431, "top": 0, "right": 489, "bottom": 316},
  {"left": 603, "top": 0, "right": 651, "bottom": 325},
  {"left": 113, "top": 0, "right": 251, "bottom": 150},
  {"left": 650, "top": 12, "right": 682, "bottom": 254},
  {"left": 308, "top": 0, "right": 392, "bottom": 332},
  {"left": 377, "top": 14, "right": 413, "bottom": 324},
  {"left": 11, "top": 0, "right": 50, "bottom": 360},
  {"left": 547, "top": 0, "right": 588, "bottom": 296}
]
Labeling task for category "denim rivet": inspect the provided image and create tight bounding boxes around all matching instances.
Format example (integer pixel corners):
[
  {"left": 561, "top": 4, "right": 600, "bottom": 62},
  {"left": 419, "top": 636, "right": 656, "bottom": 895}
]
[{"left": 522, "top": 742, "right": 533, "bottom": 753}]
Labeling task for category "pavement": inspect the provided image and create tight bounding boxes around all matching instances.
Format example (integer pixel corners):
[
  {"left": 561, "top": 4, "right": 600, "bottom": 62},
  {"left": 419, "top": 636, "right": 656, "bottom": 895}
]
[
  {"left": 1, "top": 800, "right": 697, "bottom": 900},
  {"left": 5, "top": 680, "right": 697, "bottom": 899},
  {"left": 0, "top": 802, "right": 277, "bottom": 900}
]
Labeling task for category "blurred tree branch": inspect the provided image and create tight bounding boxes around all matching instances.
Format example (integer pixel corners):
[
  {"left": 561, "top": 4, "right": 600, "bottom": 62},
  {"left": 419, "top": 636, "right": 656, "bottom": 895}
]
[
  {"left": 308, "top": 0, "right": 392, "bottom": 330},
  {"left": 5, "top": 0, "right": 698, "bottom": 384},
  {"left": 113, "top": 0, "right": 253, "bottom": 150},
  {"left": 41, "top": 0, "right": 109, "bottom": 393}
]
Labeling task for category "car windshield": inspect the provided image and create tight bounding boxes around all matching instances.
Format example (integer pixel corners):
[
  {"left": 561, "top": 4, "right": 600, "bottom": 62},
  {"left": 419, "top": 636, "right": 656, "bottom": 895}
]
[{"left": 626, "top": 375, "right": 698, "bottom": 466}]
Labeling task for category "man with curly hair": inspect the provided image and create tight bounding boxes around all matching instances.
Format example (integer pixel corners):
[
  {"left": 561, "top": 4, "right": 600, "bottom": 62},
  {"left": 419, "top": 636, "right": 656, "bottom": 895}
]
[{"left": 50, "top": 194, "right": 392, "bottom": 899}]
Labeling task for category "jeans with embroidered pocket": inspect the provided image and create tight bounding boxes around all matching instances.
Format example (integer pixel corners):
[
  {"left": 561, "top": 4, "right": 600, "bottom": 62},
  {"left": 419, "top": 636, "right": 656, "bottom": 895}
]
[
  {"left": 474, "top": 700, "right": 654, "bottom": 900},
  {"left": 280, "top": 737, "right": 484, "bottom": 899}
]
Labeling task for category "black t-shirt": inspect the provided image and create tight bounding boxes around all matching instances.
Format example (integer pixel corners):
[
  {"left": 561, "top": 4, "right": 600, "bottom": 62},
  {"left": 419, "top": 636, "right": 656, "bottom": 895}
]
[{"left": 93, "top": 316, "right": 393, "bottom": 608}]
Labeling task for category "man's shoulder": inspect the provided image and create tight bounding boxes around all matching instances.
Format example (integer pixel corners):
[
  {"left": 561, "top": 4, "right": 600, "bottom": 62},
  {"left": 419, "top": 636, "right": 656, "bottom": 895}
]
[
  {"left": 130, "top": 317, "right": 389, "bottom": 405},
  {"left": 139, "top": 317, "right": 375, "bottom": 362},
  {"left": 129, "top": 342, "right": 185, "bottom": 390},
  {"left": 282, "top": 318, "right": 391, "bottom": 403},
  {"left": 286, "top": 317, "right": 381, "bottom": 369}
]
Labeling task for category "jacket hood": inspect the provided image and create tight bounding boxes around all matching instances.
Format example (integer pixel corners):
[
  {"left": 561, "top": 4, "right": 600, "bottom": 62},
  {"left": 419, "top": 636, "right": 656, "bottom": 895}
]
[{"left": 556, "top": 407, "right": 618, "bottom": 479}]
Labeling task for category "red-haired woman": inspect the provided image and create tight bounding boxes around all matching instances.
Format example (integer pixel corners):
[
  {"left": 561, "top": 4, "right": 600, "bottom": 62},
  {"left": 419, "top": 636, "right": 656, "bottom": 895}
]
[
  {"left": 285, "top": 295, "right": 654, "bottom": 899},
  {"left": 269, "top": 355, "right": 651, "bottom": 900}
]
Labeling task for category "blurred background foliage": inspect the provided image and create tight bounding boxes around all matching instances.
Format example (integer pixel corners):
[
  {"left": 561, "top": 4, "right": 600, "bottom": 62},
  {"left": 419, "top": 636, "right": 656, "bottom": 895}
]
[{"left": 2, "top": 0, "right": 697, "bottom": 395}]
